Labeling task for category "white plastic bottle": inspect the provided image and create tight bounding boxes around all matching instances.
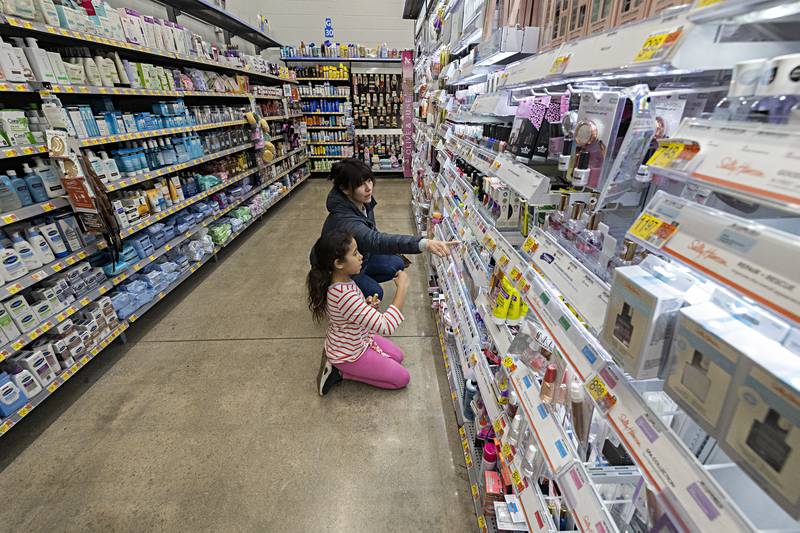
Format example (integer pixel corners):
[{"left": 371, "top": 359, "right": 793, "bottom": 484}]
[
  {"left": 85, "top": 149, "right": 107, "bottom": 180},
  {"left": 0, "top": 245, "right": 28, "bottom": 280},
  {"left": 38, "top": 223, "right": 68, "bottom": 258},
  {"left": 82, "top": 52, "right": 103, "bottom": 87},
  {"left": 26, "top": 227, "right": 54, "bottom": 264},
  {"left": 32, "top": 157, "right": 64, "bottom": 198},
  {"left": 10, "top": 231, "right": 41, "bottom": 269},
  {"left": 98, "top": 151, "right": 120, "bottom": 182}
]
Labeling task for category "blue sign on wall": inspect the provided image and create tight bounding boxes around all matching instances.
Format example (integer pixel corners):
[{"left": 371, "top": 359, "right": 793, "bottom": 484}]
[{"left": 324, "top": 18, "right": 334, "bottom": 38}]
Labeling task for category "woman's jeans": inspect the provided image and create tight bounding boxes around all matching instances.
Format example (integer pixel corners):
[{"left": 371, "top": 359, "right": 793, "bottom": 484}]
[{"left": 351, "top": 254, "right": 405, "bottom": 300}]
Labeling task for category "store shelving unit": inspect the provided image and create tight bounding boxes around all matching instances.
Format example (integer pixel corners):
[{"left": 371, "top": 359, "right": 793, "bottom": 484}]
[
  {"left": 413, "top": 0, "right": 800, "bottom": 531},
  {"left": 0, "top": 5, "right": 311, "bottom": 438}
]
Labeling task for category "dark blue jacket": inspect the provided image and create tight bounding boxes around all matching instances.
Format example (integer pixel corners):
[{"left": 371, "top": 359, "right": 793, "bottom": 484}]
[{"left": 320, "top": 186, "right": 422, "bottom": 264}]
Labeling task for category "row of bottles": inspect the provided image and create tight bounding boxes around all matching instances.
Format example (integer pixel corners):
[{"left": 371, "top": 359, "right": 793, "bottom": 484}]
[{"left": 0, "top": 159, "right": 64, "bottom": 211}]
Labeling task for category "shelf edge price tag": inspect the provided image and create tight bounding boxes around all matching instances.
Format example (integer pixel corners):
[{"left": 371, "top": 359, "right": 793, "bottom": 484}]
[
  {"left": 548, "top": 53, "right": 571, "bottom": 75},
  {"left": 633, "top": 27, "right": 684, "bottom": 63},
  {"left": 628, "top": 212, "right": 678, "bottom": 249}
]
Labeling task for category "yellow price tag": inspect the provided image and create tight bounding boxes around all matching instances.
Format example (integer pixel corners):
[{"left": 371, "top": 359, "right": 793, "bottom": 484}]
[
  {"left": 498, "top": 255, "right": 509, "bottom": 269},
  {"left": 471, "top": 483, "right": 479, "bottom": 497},
  {"left": 548, "top": 54, "right": 571, "bottom": 75},
  {"left": 80, "top": 356, "right": 89, "bottom": 365},
  {"left": 0, "top": 421, "right": 11, "bottom": 434},
  {"left": 521, "top": 235, "right": 538, "bottom": 254},
  {"left": 502, "top": 356, "right": 515, "bottom": 369},
  {"left": 2, "top": 214, "right": 18, "bottom": 224},
  {"left": 585, "top": 373, "right": 617, "bottom": 414},
  {"left": 629, "top": 212, "right": 678, "bottom": 248},
  {"left": 509, "top": 267, "right": 522, "bottom": 282},
  {"left": 47, "top": 382, "right": 59, "bottom": 393},
  {"left": 17, "top": 404, "right": 30, "bottom": 418},
  {"left": 694, "top": 0, "right": 722, "bottom": 8},
  {"left": 511, "top": 470, "right": 522, "bottom": 486},
  {"left": 477, "top": 515, "right": 486, "bottom": 530},
  {"left": 465, "top": 453, "right": 473, "bottom": 467},
  {"left": 41, "top": 201, "right": 55, "bottom": 212},
  {"left": 634, "top": 27, "right": 683, "bottom": 62},
  {"left": 492, "top": 418, "right": 503, "bottom": 434},
  {"left": 647, "top": 141, "right": 685, "bottom": 169},
  {"left": 7, "top": 283, "right": 22, "bottom": 295},
  {"left": 502, "top": 442, "right": 512, "bottom": 459}
]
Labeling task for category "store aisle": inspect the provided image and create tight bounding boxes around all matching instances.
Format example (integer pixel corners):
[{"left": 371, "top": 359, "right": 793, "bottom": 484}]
[{"left": 0, "top": 179, "right": 473, "bottom": 532}]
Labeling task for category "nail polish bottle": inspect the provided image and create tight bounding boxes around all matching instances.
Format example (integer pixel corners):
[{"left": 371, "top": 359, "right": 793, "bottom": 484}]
[
  {"left": 560, "top": 201, "right": 586, "bottom": 248},
  {"left": 546, "top": 193, "right": 570, "bottom": 235},
  {"left": 540, "top": 364, "right": 557, "bottom": 403},
  {"left": 571, "top": 150, "right": 591, "bottom": 187},
  {"left": 558, "top": 137, "right": 574, "bottom": 173},
  {"left": 576, "top": 211, "right": 603, "bottom": 261},
  {"left": 605, "top": 239, "right": 638, "bottom": 281}
]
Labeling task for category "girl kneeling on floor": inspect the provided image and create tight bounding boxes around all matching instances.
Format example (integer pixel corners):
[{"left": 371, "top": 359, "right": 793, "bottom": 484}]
[{"left": 308, "top": 230, "right": 411, "bottom": 395}]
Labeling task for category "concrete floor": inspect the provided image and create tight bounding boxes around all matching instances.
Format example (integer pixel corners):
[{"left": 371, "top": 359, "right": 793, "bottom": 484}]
[{"left": 0, "top": 179, "right": 474, "bottom": 532}]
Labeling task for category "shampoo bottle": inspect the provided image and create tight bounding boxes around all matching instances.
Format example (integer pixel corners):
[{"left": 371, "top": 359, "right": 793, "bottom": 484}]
[
  {"left": 21, "top": 163, "right": 48, "bottom": 203},
  {"left": 25, "top": 227, "right": 54, "bottom": 264},
  {"left": 98, "top": 151, "right": 120, "bottom": 181},
  {"left": 10, "top": 231, "right": 41, "bottom": 269}
]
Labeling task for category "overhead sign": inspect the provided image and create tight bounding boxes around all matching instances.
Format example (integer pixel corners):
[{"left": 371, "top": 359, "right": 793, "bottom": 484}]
[{"left": 324, "top": 18, "right": 334, "bottom": 38}]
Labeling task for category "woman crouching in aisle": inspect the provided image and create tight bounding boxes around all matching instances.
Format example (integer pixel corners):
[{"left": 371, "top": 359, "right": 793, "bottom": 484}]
[{"left": 308, "top": 230, "right": 410, "bottom": 395}]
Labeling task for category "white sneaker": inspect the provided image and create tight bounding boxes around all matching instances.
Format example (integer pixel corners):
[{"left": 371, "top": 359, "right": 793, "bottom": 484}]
[{"left": 317, "top": 351, "right": 342, "bottom": 396}]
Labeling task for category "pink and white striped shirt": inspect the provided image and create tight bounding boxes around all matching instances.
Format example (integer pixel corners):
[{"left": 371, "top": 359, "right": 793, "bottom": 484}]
[{"left": 324, "top": 281, "right": 405, "bottom": 363}]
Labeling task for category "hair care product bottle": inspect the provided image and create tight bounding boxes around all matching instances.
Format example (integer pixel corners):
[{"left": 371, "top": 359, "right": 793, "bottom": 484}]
[
  {"left": 32, "top": 157, "right": 64, "bottom": 198},
  {"left": 507, "top": 413, "right": 523, "bottom": 447},
  {"left": 21, "top": 163, "right": 48, "bottom": 203},
  {"left": 0, "top": 174, "right": 23, "bottom": 211},
  {"left": 25, "top": 227, "right": 54, "bottom": 264},
  {"left": 8, "top": 170, "right": 33, "bottom": 206},
  {"left": 98, "top": 151, "right": 120, "bottom": 182},
  {"left": 39, "top": 222, "right": 68, "bottom": 258},
  {"left": 81, "top": 50, "right": 102, "bottom": 86},
  {"left": 480, "top": 441, "right": 497, "bottom": 476},
  {"left": 10, "top": 231, "right": 41, "bottom": 269}
]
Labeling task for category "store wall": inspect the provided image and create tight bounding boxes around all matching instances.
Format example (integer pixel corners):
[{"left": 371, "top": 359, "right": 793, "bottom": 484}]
[{"left": 226, "top": 0, "right": 414, "bottom": 50}]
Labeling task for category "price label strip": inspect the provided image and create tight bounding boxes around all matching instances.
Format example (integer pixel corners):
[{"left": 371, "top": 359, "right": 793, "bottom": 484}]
[
  {"left": 633, "top": 27, "right": 684, "bottom": 63},
  {"left": 628, "top": 212, "right": 679, "bottom": 249}
]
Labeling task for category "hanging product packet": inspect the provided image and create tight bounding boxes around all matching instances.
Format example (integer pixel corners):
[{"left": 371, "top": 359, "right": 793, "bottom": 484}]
[
  {"left": 508, "top": 96, "right": 548, "bottom": 163},
  {"left": 532, "top": 92, "right": 570, "bottom": 161}
]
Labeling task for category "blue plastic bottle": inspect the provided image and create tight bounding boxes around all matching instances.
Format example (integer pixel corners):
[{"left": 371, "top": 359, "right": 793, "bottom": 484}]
[
  {"left": 0, "top": 175, "right": 22, "bottom": 211},
  {"left": 7, "top": 170, "right": 33, "bottom": 206},
  {"left": 21, "top": 164, "right": 48, "bottom": 203}
]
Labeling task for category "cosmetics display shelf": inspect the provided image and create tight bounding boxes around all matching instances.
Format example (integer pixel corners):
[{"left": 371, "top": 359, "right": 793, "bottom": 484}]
[
  {"left": 306, "top": 126, "right": 348, "bottom": 130},
  {"left": 0, "top": 280, "right": 114, "bottom": 363},
  {"left": 0, "top": 16, "right": 296, "bottom": 84},
  {"left": 104, "top": 143, "right": 255, "bottom": 192},
  {"left": 307, "top": 142, "right": 352, "bottom": 146},
  {"left": 370, "top": 169, "right": 404, "bottom": 173},
  {"left": 434, "top": 280, "right": 497, "bottom": 533},
  {"left": 308, "top": 155, "right": 348, "bottom": 159},
  {"left": 0, "top": 81, "right": 36, "bottom": 93},
  {"left": 0, "top": 197, "right": 71, "bottom": 227},
  {"left": 302, "top": 112, "right": 346, "bottom": 116},
  {"left": 285, "top": 57, "right": 402, "bottom": 63},
  {"left": 0, "top": 322, "right": 129, "bottom": 435},
  {"left": 493, "top": 8, "right": 792, "bottom": 90},
  {"left": 355, "top": 129, "right": 402, "bottom": 136},
  {"left": 0, "top": 169, "right": 309, "bottom": 437},
  {"left": 0, "top": 241, "right": 106, "bottom": 301},
  {"left": 427, "top": 161, "right": 759, "bottom": 530},
  {"left": 299, "top": 95, "right": 349, "bottom": 99},
  {"left": 0, "top": 144, "right": 49, "bottom": 161},
  {"left": 77, "top": 119, "right": 248, "bottom": 148}
]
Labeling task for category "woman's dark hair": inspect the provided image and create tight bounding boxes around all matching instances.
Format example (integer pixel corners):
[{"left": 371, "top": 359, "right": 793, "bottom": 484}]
[
  {"left": 329, "top": 158, "right": 374, "bottom": 193},
  {"left": 307, "top": 230, "right": 355, "bottom": 323}
]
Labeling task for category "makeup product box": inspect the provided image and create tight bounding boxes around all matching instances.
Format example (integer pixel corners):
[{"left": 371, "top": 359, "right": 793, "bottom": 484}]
[
  {"left": 663, "top": 303, "right": 739, "bottom": 437},
  {"left": 601, "top": 265, "right": 685, "bottom": 379},
  {"left": 721, "top": 339, "right": 800, "bottom": 518}
]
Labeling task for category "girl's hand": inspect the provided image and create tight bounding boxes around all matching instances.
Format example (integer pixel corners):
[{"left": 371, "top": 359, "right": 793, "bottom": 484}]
[
  {"left": 394, "top": 270, "right": 410, "bottom": 290},
  {"left": 366, "top": 294, "right": 381, "bottom": 309}
]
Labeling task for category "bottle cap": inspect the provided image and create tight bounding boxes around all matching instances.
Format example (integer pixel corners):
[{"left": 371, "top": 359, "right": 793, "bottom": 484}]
[
  {"left": 483, "top": 441, "right": 497, "bottom": 462},
  {"left": 570, "top": 379, "right": 584, "bottom": 402},
  {"left": 586, "top": 211, "right": 601, "bottom": 230},
  {"left": 576, "top": 150, "right": 590, "bottom": 169},
  {"left": 569, "top": 201, "right": 585, "bottom": 220},
  {"left": 621, "top": 239, "right": 638, "bottom": 260},
  {"left": 561, "top": 138, "right": 574, "bottom": 156},
  {"left": 557, "top": 193, "right": 569, "bottom": 211},
  {"left": 543, "top": 364, "right": 558, "bottom": 384},
  {"left": 524, "top": 443, "right": 537, "bottom": 462}
]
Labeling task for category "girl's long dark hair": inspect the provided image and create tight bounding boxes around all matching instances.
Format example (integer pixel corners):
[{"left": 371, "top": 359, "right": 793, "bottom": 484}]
[{"left": 307, "top": 230, "right": 354, "bottom": 323}]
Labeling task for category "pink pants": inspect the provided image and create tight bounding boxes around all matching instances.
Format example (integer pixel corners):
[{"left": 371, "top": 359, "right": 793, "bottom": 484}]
[{"left": 333, "top": 335, "right": 410, "bottom": 390}]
